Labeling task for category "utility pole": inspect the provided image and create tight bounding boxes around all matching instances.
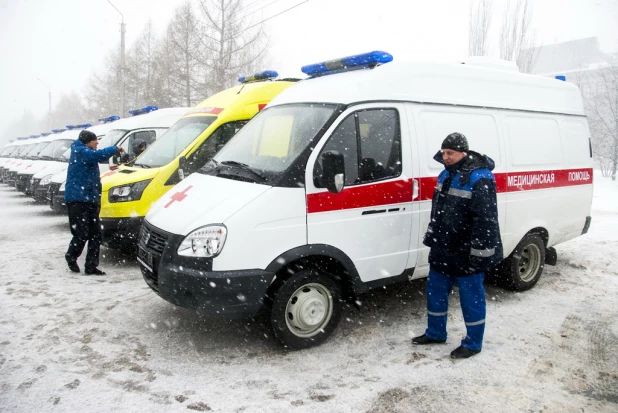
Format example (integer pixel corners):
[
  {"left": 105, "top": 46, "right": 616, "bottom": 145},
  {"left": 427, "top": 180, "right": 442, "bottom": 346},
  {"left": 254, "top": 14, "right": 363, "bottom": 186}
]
[
  {"left": 107, "top": 0, "right": 125, "bottom": 116},
  {"left": 35, "top": 77, "right": 52, "bottom": 130}
]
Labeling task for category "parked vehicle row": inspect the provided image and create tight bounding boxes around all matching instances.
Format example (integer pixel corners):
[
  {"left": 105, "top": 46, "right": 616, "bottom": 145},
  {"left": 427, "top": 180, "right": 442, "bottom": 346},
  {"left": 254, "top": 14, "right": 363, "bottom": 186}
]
[{"left": 0, "top": 54, "right": 594, "bottom": 350}]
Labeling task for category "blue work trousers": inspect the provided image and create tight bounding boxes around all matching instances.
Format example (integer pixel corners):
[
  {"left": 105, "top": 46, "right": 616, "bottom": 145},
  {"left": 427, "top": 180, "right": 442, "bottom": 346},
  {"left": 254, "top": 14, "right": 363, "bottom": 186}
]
[{"left": 424, "top": 269, "right": 486, "bottom": 351}]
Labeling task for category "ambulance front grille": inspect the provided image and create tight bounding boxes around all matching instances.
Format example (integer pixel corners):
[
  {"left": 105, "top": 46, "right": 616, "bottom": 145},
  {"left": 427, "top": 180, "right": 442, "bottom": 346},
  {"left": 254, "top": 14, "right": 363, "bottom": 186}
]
[{"left": 141, "top": 226, "right": 168, "bottom": 254}]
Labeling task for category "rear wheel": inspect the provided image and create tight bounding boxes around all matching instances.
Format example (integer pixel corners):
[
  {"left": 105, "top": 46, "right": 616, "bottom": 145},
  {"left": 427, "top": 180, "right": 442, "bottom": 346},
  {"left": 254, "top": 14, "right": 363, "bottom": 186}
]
[
  {"left": 498, "top": 233, "right": 545, "bottom": 291},
  {"left": 267, "top": 269, "right": 342, "bottom": 350}
]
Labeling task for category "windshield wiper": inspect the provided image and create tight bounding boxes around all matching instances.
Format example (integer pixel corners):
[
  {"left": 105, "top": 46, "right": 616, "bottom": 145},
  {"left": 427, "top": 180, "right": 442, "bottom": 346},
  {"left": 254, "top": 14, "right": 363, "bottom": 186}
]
[
  {"left": 133, "top": 163, "right": 151, "bottom": 169},
  {"left": 220, "top": 160, "right": 266, "bottom": 181},
  {"left": 40, "top": 155, "right": 53, "bottom": 160}
]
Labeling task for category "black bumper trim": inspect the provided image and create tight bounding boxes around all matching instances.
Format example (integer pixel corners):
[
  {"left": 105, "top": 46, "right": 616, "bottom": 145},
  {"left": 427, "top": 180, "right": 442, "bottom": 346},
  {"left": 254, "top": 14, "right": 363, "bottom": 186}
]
[
  {"left": 139, "top": 220, "right": 273, "bottom": 319},
  {"left": 101, "top": 217, "right": 144, "bottom": 248}
]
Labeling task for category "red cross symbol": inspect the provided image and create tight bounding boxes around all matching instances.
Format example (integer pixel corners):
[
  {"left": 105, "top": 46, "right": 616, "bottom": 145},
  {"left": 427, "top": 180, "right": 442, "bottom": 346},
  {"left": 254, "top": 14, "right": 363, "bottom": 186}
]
[
  {"left": 164, "top": 185, "right": 193, "bottom": 208},
  {"left": 101, "top": 170, "right": 117, "bottom": 178},
  {"left": 26, "top": 164, "right": 33, "bottom": 169}
]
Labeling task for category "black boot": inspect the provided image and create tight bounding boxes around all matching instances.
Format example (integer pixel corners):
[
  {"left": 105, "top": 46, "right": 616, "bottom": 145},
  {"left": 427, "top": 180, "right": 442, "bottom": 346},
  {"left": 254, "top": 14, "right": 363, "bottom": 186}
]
[
  {"left": 66, "top": 259, "right": 80, "bottom": 273},
  {"left": 450, "top": 346, "right": 481, "bottom": 359},
  {"left": 84, "top": 268, "right": 106, "bottom": 276},
  {"left": 412, "top": 334, "right": 446, "bottom": 345}
]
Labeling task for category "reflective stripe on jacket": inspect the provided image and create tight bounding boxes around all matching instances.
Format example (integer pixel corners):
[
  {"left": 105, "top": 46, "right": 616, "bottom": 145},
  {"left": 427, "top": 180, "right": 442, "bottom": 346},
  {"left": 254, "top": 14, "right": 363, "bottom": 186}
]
[{"left": 423, "top": 150, "right": 503, "bottom": 276}]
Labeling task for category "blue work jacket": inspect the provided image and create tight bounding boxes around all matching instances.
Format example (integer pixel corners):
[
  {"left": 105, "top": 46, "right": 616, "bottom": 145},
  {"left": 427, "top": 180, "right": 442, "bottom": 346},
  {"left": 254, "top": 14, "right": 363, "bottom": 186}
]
[{"left": 64, "top": 140, "right": 119, "bottom": 204}]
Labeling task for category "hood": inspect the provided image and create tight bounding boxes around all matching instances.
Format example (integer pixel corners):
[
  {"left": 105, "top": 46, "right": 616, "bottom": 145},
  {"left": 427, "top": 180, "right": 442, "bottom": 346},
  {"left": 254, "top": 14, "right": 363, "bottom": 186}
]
[
  {"left": 101, "top": 166, "right": 159, "bottom": 191},
  {"left": 20, "top": 160, "right": 53, "bottom": 175},
  {"left": 33, "top": 162, "right": 67, "bottom": 179},
  {"left": 146, "top": 173, "right": 271, "bottom": 236}
]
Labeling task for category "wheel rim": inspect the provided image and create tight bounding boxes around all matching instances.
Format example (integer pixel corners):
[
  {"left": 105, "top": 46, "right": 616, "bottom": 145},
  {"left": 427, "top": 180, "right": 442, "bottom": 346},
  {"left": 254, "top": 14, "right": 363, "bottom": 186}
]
[
  {"left": 517, "top": 243, "right": 542, "bottom": 282},
  {"left": 284, "top": 282, "right": 333, "bottom": 338}
]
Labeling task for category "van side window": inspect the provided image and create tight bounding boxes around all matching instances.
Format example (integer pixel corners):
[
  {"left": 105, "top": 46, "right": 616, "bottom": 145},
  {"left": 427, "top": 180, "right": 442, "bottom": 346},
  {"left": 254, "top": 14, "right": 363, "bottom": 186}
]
[
  {"left": 315, "top": 108, "right": 401, "bottom": 187},
  {"left": 188, "top": 121, "right": 248, "bottom": 173},
  {"left": 120, "top": 130, "right": 156, "bottom": 162}
]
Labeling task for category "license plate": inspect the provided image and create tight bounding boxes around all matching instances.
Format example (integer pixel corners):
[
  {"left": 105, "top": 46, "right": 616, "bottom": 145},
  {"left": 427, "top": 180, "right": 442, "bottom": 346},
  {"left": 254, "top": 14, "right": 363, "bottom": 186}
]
[{"left": 137, "top": 247, "right": 154, "bottom": 271}]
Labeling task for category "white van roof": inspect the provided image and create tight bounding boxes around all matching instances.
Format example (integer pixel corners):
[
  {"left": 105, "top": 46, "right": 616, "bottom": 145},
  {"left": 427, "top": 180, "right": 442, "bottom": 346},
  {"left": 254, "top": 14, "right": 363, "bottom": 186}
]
[
  {"left": 106, "top": 107, "right": 190, "bottom": 132},
  {"left": 269, "top": 60, "right": 585, "bottom": 116}
]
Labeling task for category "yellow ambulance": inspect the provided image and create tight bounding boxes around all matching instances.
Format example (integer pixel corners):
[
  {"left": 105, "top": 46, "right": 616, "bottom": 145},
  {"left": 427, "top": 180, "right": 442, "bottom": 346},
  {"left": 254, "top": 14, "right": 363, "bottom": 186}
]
[{"left": 100, "top": 72, "right": 295, "bottom": 250}]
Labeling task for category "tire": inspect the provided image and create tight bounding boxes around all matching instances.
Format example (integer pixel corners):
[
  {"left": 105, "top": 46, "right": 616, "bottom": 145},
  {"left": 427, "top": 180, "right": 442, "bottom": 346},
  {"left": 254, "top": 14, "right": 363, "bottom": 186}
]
[
  {"left": 498, "top": 233, "right": 545, "bottom": 291},
  {"left": 267, "top": 269, "right": 342, "bottom": 350}
]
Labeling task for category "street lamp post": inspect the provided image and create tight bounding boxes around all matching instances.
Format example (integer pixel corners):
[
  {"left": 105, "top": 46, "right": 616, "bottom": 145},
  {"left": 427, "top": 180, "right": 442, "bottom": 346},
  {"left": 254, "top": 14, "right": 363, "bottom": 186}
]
[
  {"left": 107, "top": 0, "right": 126, "bottom": 116},
  {"left": 35, "top": 77, "right": 52, "bottom": 130}
]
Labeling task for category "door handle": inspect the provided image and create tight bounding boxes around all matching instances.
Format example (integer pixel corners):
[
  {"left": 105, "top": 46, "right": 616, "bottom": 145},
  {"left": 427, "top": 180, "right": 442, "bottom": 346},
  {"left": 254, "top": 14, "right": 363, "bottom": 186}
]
[{"left": 413, "top": 179, "right": 419, "bottom": 200}]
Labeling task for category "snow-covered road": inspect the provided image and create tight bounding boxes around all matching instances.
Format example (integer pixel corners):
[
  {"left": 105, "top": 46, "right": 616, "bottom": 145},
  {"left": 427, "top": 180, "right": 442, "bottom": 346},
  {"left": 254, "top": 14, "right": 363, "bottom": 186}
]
[{"left": 0, "top": 175, "right": 617, "bottom": 412}]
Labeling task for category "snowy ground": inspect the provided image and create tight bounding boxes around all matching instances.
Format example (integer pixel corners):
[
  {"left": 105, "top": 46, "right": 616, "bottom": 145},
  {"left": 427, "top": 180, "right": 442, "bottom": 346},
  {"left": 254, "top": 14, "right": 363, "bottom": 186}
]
[{"left": 0, "top": 174, "right": 617, "bottom": 413}]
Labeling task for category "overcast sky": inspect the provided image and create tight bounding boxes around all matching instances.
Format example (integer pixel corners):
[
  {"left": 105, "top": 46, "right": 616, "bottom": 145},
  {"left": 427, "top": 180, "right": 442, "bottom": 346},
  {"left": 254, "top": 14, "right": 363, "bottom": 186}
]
[{"left": 1, "top": 0, "right": 617, "bottom": 141}]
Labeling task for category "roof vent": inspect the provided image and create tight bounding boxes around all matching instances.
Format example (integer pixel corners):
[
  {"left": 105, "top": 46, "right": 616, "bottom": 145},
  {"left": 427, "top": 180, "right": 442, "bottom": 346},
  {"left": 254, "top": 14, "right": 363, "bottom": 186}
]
[{"left": 460, "top": 57, "right": 520, "bottom": 72}]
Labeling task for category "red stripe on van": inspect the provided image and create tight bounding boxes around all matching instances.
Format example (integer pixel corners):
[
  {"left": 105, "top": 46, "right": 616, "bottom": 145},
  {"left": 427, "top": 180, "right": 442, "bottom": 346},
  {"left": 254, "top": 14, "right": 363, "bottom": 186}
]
[
  {"left": 307, "top": 168, "right": 593, "bottom": 214},
  {"left": 498, "top": 168, "right": 593, "bottom": 192},
  {"left": 307, "top": 179, "right": 413, "bottom": 213},
  {"left": 186, "top": 107, "right": 223, "bottom": 115}
]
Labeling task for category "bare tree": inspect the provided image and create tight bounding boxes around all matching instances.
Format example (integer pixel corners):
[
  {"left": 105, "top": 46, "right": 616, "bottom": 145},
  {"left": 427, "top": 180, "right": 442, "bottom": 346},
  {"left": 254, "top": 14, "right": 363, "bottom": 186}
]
[
  {"left": 582, "top": 63, "right": 618, "bottom": 180},
  {"left": 50, "top": 91, "right": 90, "bottom": 128},
  {"left": 499, "top": 0, "right": 539, "bottom": 73},
  {"left": 468, "top": 0, "right": 493, "bottom": 56},
  {"left": 166, "top": 1, "right": 204, "bottom": 106},
  {"left": 125, "top": 20, "right": 159, "bottom": 108},
  {"left": 196, "top": 0, "right": 269, "bottom": 96},
  {"left": 83, "top": 51, "right": 123, "bottom": 119}
]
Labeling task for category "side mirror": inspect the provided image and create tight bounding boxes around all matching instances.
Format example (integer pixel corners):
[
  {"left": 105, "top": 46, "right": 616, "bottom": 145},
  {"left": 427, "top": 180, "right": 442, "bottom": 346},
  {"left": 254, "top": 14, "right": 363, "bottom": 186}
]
[
  {"left": 178, "top": 156, "right": 187, "bottom": 181},
  {"left": 320, "top": 150, "right": 345, "bottom": 194}
]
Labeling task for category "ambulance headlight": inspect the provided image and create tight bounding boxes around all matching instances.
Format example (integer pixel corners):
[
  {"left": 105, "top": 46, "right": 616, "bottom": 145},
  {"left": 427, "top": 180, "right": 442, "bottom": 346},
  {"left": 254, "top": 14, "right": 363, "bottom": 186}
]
[
  {"left": 40, "top": 174, "right": 53, "bottom": 186},
  {"left": 178, "top": 225, "right": 227, "bottom": 258},
  {"left": 109, "top": 179, "right": 152, "bottom": 203},
  {"left": 59, "top": 181, "right": 66, "bottom": 191}
]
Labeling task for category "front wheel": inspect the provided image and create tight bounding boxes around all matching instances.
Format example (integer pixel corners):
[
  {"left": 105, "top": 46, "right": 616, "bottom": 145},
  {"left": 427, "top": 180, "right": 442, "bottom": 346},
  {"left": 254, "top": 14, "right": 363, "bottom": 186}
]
[
  {"left": 498, "top": 233, "right": 545, "bottom": 291},
  {"left": 267, "top": 269, "right": 342, "bottom": 350}
]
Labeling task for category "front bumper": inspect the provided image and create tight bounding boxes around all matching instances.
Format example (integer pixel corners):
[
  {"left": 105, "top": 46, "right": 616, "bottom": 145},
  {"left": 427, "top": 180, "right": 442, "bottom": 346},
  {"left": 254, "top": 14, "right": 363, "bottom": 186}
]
[
  {"left": 31, "top": 178, "right": 46, "bottom": 202},
  {"left": 46, "top": 183, "right": 67, "bottom": 211},
  {"left": 138, "top": 221, "right": 273, "bottom": 319},
  {"left": 15, "top": 173, "right": 31, "bottom": 192},
  {"left": 6, "top": 170, "right": 17, "bottom": 186},
  {"left": 101, "top": 216, "right": 144, "bottom": 249},
  {"left": 19, "top": 173, "right": 34, "bottom": 194}
]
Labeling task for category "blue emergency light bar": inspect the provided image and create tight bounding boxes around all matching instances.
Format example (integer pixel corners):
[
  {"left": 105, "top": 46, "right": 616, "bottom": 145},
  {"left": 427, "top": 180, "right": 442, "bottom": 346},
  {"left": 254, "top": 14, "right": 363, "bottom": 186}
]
[
  {"left": 301, "top": 51, "right": 393, "bottom": 77},
  {"left": 555, "top": 75, "right": 566, "bottom": 81},
  {"left": 238, "top": 70, "right": 279, "bottom": 83},
  {"left": 65, "top": 125, "right": 76, "bottom": 130},
  {"left": 17, "top": 137, "right": 30, "bottom": 140},
  {"left": 98, "top": 115, "right": 120, "bottom": 123},
  {"left": 29, "top": 135, "right": 39, "bottom": 138},
  {"left": 128, "top": 105, "right": 158, "bottom": 116},
  {"left": 75, "top": 123, "right": 92, "bottom": 129},
  {"left": 40, "top": 132, "right": 51, "bottom": 136},
  {"left": 52, "top": 128, "right": 66, "bottom": 133}
]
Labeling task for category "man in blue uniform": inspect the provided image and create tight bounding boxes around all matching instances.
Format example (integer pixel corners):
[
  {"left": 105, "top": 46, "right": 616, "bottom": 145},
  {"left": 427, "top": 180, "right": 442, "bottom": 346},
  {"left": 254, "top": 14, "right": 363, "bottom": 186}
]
[
  {"left": 413, "top": 132, "right": 503, "bottom": 359},
  {"left": 64, "top": 130, "right": 123, "bottom": 276}
]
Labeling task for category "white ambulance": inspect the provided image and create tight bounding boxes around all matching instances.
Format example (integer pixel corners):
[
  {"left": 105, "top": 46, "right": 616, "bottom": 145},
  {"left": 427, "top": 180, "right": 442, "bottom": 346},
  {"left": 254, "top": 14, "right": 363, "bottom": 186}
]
[{"left": 140, "top": 52, "right": 593, "bottom": 349}]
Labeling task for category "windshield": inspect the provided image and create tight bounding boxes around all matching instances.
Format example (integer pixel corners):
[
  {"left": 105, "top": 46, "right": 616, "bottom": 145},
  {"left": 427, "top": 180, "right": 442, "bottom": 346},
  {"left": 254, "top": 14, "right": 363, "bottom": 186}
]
[
  {"left": 39, "top": 139, "right": 73, "bottom": 160},
  {"left": 1, "top": 147, "right": 12, "bottom": 156},
  {"left": 136, "top": 116, "right": 217, "bottom": 167},
  {"left": 98, "top": 129, "right": 128, "bottom": 149},
  {"left": 27, "top": 142, "right": 50, "bottom": 158},
  {"left": 18, "top": 143, "right": 36, "bottom": 157},
  {"left": 204, "top": 104, "right": 336, "bottom": 182},
  {"left": 60, "top": 148, "right": 71, "bottom": 161},
  {"left": 6, "top": 146, "right": 19, "bottom": 156}
]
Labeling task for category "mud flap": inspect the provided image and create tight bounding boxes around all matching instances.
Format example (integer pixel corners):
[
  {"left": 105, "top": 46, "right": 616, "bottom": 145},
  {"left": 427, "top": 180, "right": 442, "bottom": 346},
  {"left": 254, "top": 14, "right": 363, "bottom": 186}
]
[{"left": 545, "top": 247, "right": 557, "bottom": 266}]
